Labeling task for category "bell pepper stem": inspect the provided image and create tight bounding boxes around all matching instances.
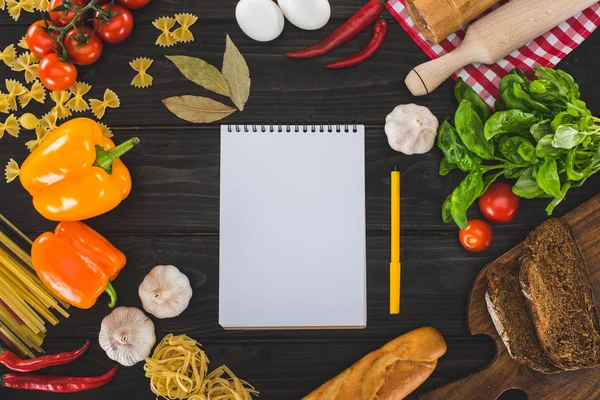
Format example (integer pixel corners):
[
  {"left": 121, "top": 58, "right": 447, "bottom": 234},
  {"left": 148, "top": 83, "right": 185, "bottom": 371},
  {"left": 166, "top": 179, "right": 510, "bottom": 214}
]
[
  {"left": 94, "top": 137, "right": 140, "bottom": 174},
  {"left": 105, "top": 282, "right": 117, "bottom": 308}
]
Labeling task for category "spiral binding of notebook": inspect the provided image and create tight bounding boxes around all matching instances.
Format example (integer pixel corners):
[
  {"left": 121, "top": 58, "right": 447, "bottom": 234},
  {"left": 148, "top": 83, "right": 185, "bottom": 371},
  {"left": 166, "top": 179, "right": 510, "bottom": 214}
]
[{"left": 223, "top": 124, "right": 360, "bottom": 133}]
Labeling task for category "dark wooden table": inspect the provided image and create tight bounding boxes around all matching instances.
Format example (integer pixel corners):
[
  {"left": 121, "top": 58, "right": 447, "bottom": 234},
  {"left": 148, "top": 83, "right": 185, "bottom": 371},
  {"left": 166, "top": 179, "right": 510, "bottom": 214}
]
[{"left": 1, "top": 1, "right": 599, "bottom": 399}]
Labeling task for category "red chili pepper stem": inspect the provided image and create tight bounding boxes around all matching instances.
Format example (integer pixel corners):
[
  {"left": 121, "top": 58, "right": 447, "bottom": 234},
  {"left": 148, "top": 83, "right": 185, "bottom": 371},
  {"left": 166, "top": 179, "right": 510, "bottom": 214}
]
[
  {"left": 286, "top": 0, "right": 385, "bottom": 59},
  {"left": 326, "top": 19, "right": 388, "bottom": 69},
  {"left": 0, "top": 365, "right": 118, "bottom": 393},
  {"left": 0, "top": 341, "right": 90, "bottom": 373}
]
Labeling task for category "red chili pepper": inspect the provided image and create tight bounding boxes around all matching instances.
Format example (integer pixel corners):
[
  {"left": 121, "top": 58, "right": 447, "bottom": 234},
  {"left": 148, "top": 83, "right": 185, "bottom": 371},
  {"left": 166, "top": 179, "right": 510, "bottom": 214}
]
[
  {"left": 326, "top": 19, "right": 387, "bottom": 69},
  {"left": 0, "top": 365, "right": 118, "bottom": 393},
  {"left": 286, "top": 0, "right": 384, "bottom": 59},
  {"left": 0, "top": 341, "right": 90, "bottom": 372}
]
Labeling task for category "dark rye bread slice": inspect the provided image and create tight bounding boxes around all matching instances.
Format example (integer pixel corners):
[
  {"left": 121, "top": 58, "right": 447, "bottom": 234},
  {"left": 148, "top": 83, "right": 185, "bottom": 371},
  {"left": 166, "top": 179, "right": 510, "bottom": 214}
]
[
  {"left": 520, "top": 218, "right": 600, "bottom": 370},
  {"left": 486, "top": 262, "right": 562, "bottom": 373}
]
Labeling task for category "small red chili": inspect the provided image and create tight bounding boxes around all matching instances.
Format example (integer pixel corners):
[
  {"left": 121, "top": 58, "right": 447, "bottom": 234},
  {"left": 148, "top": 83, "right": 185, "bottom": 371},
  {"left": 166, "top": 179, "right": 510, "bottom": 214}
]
[
  {"left": 326, "top": 19, "right": 387, "bottom": 69},
  {"left": 286, "top": 0, "right": 384, "bottom": 59},
  {"left": 0, "top": 341, "right": 90, "bottom": 373},
  {"left": 0, "top": 365, "right": 118, "bottom": 393}
]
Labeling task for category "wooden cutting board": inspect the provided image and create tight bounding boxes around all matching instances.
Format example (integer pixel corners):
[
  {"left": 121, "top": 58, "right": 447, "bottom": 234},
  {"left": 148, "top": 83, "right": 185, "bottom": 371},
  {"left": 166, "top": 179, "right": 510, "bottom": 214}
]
[{"left": 421, "top": 194, "right": 600, "bottom": 400}]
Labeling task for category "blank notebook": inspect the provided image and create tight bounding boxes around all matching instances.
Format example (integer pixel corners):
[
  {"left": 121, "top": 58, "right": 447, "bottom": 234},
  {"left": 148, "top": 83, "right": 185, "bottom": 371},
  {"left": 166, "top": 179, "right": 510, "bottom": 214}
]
[{"left": 219, "top": 124, "right": 366, "bottom": 330}]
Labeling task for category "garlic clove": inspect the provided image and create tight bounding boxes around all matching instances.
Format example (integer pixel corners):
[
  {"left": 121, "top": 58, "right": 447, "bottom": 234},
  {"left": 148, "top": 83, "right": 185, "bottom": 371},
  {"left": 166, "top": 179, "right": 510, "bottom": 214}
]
[
  {"left": 138, "top": 265, "right": 193, "bottom": 319},
  {"left": 99, "top": 307, "right": 156, "bottom": 367},
  {"left": 384, "top": 103, "right": 439, "bottom": 155}
]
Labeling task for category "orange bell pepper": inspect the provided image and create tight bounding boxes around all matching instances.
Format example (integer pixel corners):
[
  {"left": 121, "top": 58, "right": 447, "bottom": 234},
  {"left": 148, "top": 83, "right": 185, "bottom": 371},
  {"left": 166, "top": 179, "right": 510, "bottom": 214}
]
[
  {"left": 19, "top": 118, "right": 139, "bottom": 221},
  {"left": 31, "top": 221, "right": 126, "bottom": 309}
]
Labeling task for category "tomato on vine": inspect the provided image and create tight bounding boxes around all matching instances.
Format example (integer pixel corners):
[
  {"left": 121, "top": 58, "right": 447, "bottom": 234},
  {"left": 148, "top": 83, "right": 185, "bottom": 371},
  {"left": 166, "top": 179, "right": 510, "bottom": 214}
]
[
  {"left": 93, "top": 4, "right": 134, "bottom": 43},
  {"left": 48, "top": 0, "right": 88, "bottom": 27},
  {"left": 118, "top": 0, "right": 151, "bottom": 9},
  {"left": 64, "top": 27, "right": 103, "bottom": 65},
  {"left": 26, "top": 20, "right": 60, "bottom": 58},
  {"left": 39, "top": 54, "right": 77, "bottom": 91}
]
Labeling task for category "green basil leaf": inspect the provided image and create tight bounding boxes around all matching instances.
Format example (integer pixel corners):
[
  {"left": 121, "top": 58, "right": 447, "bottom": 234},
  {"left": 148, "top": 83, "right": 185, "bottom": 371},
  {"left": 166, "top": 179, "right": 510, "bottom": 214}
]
[
  {"left": 504, "top": 163, "right": 525, "bottom": 179},
  {"left": 552, "top": 125, "right": 587, "bottom": 149},
  {"left": 513, "top": 167, "right": 548, "bottom": 199},
  {"left": 565, "top": 147, "right": 585, "bottom": 181},
  {"left": 551, "top": 112, "right": 572, "bottom": 132},
  {"left": 536, "top": 135, "right": 567, "bottom": 158},
  {"left": 439, "top": 156, "right": 457, "bottom": 176},
  {"left": 455, "top": 100, "right": 495, "bottom": 159},
  {"left": 437, "top": 120, "right": 482, "bottom": 172},
  {"left": 518, "top": 141, "right": 536, "bottom": 163},
  {"left": 500, "top": 137, "right": 527, "bottom": 164},
  {"left": 450, "top": 171, "right": 484, "bottom": 229},
  {"left": 482, "top": 171, "right": 503, "bottom": 194},
  {"left": 545, "top": 182, "right": 572, "bottom": 215},
  {"left": 484, "top": 110, "right": 537, "bottom": 140},
  {"left": 530, "top": 120, "right": 552, "bottom": 142},
  {"left": 441, "top": 194, "right": 452, "bottom": 224},
  {"left": 590, "top": 145, "right": 600, "bottom": 172},
  {"left": 454, "top": 79, "right": 492, "bottom": 122},
  {"left": 536, "top": 157, "right": 563, "bottom": 198}
]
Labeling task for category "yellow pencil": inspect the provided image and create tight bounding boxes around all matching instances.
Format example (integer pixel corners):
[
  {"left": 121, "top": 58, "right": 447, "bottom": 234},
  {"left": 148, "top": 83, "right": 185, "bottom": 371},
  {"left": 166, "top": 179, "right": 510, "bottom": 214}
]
[{"left": 390, "top": 168, "right": 401, "bottom": 315}]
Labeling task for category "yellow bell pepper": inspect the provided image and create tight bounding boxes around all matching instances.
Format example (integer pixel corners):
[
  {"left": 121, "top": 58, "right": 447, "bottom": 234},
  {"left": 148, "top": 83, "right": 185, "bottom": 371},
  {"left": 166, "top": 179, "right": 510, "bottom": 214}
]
[{"left": 19, "top": 118, "right": 139, "bottom": 221}]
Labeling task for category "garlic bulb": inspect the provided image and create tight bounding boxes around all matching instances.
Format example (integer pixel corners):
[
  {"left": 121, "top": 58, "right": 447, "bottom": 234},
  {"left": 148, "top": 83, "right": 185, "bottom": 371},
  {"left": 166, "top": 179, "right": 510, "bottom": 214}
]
[
  {"left": 99, "top": 307, "right": 156, "bottom": 367},
  {"left": 384, "top": 104, "right": 439, "bottom": 155},
  {"left": 138, "top": 265, "right": 193, "bottom": 319}
]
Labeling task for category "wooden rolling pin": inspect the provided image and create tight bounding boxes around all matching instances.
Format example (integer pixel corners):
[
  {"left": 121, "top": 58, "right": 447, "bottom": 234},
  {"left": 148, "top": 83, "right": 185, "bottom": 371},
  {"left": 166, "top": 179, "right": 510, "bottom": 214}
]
[{"left": 405, "top": 0, "right": 599, "bottom": 96}]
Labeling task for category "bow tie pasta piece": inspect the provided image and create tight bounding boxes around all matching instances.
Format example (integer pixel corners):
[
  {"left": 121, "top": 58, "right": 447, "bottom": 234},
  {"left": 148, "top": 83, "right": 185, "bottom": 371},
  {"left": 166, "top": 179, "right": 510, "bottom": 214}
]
[
  {"left": 5, "top": 79, "right": 27, "bottom": 111},
  {"left": 153, "top": 16, "right": 177, "bottom": 47},
  {"left": 49, "top": 90, "right": 73, "bottom": 119},
  {"left": 19, "top": 80, "right": 46, "bottom": 107},
  {"left": 89, "top": 89, "right": 120, "bottom": 119},
  {"left": 0, "top": 95, "right": 9, "bottom": 114},
  {"left": 12, "top": 53, "right": 39, "bottom": 83},
  {"left": 25, "top": 126, "right": 49, "bottom": 152},
  {"left": 39, "top": 110, "right": 58, "bottom": 133},
  {"left": 98, "top": 122, "right": 113, "bottom": 138},
  {"left": 0, "top": 114, "right": 20, "bottom": 138},
  {"left": 17, "top": 36, "right": 28, "bottom": 50},
  {"left": 0, "top": 44, "right": 16, "bottom": 67},
  {"left": 0, "top": 0, "right": 5, "bottom": 9},
  {"left": 66, "top": 81, "right": 91, "bottom": 111},
  {"left": 7, "top": 0, "right": 35, "bottom": 21},
  {"left": 172, "top": 13, "right": 198, "bottom": 43},
  {"left": 130, "top": 57, "right": 154, "bottom": 88},
  {"left": 5, "top": 158, "right": 20, "bottom": 183},
  {"left": 32, "top": 0, "right": 47, "bottom": 10}
]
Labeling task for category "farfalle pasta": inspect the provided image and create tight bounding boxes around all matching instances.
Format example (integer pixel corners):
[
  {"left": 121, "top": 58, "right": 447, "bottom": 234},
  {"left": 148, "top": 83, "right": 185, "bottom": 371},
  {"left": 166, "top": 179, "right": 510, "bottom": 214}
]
[
  {"left": 7, "top": 0, "right": 35, "bottom": 21},
  {"left": 66, "top": 81, "right": 91, "bottom": 111},
  {"left": 17, "top": 36, "right": 28, "bottom": 50},
  {"left": 0, "top": 114, "right": 20, "bottom": 138},
  {"left": 0, "top": 95, "right": 9, "bottom": 114},
  {"left": 129, "top": 57, "right": 153, "bottom": 88},
  {"left": 4, "top": 158, "right": 19, "bottom": 183},
  {"left": 172, "top": 13, "right": 198, "bottom": 43},
  {"left": 32, "top": 0, "right": 47, "bottom": 10},
  {"left": 25, "top": 126, "right": 49, "bottom": 152},
  {"left": 0, "top": 44, "right": 16, "bottom": 67},
  {"left": 39, "top": 110, "right": 58, "bottom": 133},
  {"left": 98, "top": 122, "right": 113, "bottom": 138},
  {"left": 49, "top": 90, "right": 72, "bottom": 119},
  {"left": 19, "top": 80, "right": 45, "bottom": 107},
  {"left": 12, "top": 52, "right": 39, "bottom": 83},
  {"left": 152, "top": 16, "right": 177, "bottom": 47},
  {"left": 5, "top": 79, "right": 27, "bottom": 111},
  {"left": 89, "top": 89, "right": 120, "bottom": 119}
]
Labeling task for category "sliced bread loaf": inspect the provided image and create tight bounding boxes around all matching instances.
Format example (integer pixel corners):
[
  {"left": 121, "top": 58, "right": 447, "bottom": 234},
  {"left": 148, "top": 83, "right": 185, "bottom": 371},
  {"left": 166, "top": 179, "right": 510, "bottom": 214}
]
[
  {"left": 486, "top": 261, "right": 562, "bottom": 373},
  {"left": 520, "top": 218, "right": 600, "bottom": 370}
]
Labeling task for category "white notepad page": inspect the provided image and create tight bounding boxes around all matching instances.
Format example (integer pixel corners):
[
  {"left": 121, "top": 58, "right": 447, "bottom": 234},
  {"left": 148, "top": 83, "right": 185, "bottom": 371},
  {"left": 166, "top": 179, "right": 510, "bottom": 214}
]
[{"left": 219, "top": 125, "right": 366, "bottom": 329}]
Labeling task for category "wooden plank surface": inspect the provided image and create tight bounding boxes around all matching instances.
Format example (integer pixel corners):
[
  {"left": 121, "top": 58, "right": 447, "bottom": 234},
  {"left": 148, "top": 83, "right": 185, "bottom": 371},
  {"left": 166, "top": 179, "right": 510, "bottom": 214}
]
[{"left": 0, "top": 0, "right": 596, "bottom": 399}]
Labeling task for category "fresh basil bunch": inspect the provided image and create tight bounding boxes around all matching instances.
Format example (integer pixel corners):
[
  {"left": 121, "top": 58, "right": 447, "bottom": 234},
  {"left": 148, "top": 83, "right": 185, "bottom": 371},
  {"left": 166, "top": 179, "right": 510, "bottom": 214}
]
[{"left": 438, "top": 67, "right": 600, "bottom": 229}]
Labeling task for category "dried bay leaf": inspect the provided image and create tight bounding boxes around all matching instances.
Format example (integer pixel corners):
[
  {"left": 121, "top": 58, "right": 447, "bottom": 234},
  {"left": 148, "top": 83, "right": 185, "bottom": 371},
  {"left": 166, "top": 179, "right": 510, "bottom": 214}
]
[
  {"left": 166, "top": 55, "right": 231, "bottom": 98},
  {"left": 222, "top": 35, "right": 250, "bottom": 111},
  {"left": 163, "top": 95, "right": 236, "bottom": 123}
]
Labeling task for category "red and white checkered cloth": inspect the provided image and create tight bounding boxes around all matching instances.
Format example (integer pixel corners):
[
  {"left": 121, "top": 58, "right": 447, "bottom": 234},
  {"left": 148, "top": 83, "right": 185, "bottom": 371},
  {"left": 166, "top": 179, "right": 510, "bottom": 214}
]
[{"left": 386, "top": 0, "right": 600, "bottom": 107}]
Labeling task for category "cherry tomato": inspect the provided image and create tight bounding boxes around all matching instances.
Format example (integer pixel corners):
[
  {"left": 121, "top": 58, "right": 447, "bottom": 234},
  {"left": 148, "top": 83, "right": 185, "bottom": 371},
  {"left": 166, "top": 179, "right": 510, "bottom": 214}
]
[
  {"left": 48, "top": 0, "right": 88, "bottom": 27},
  {"left": 459, "top": 219, "right": 493, "bottom": 252},
  {"left": 64, "top": 27, "right": 103, "bottom": 65},
  {"left": 479, "top": 183, "right": 521, "bottom": 224},
  {"left": 118, "top": 0, "right": 151, "bottom": 9},
  {"left": 26, "top": 20, "right": 60, "bottom": 58},
  {"left": 38, "top": 54, "right": 77, "bottom": 91},
  {"left": 93, "top": 4, "right": 134, "bottom": 44}
]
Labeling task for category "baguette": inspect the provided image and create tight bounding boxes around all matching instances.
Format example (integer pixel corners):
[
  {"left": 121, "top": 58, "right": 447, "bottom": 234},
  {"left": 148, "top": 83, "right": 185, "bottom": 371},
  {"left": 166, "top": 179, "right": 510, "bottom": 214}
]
[{"left": 302, "top": 327, "right": 447, "bottom": 400}]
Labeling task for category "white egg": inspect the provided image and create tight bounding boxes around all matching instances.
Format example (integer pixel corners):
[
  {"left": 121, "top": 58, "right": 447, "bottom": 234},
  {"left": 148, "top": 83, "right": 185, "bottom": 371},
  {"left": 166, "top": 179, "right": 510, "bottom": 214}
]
[
  {"left": 236, "top": 0, "right": 285, "bottom": 42},
  {"left": 278, "top": 0, "right": 331, "bottom": 31}
]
